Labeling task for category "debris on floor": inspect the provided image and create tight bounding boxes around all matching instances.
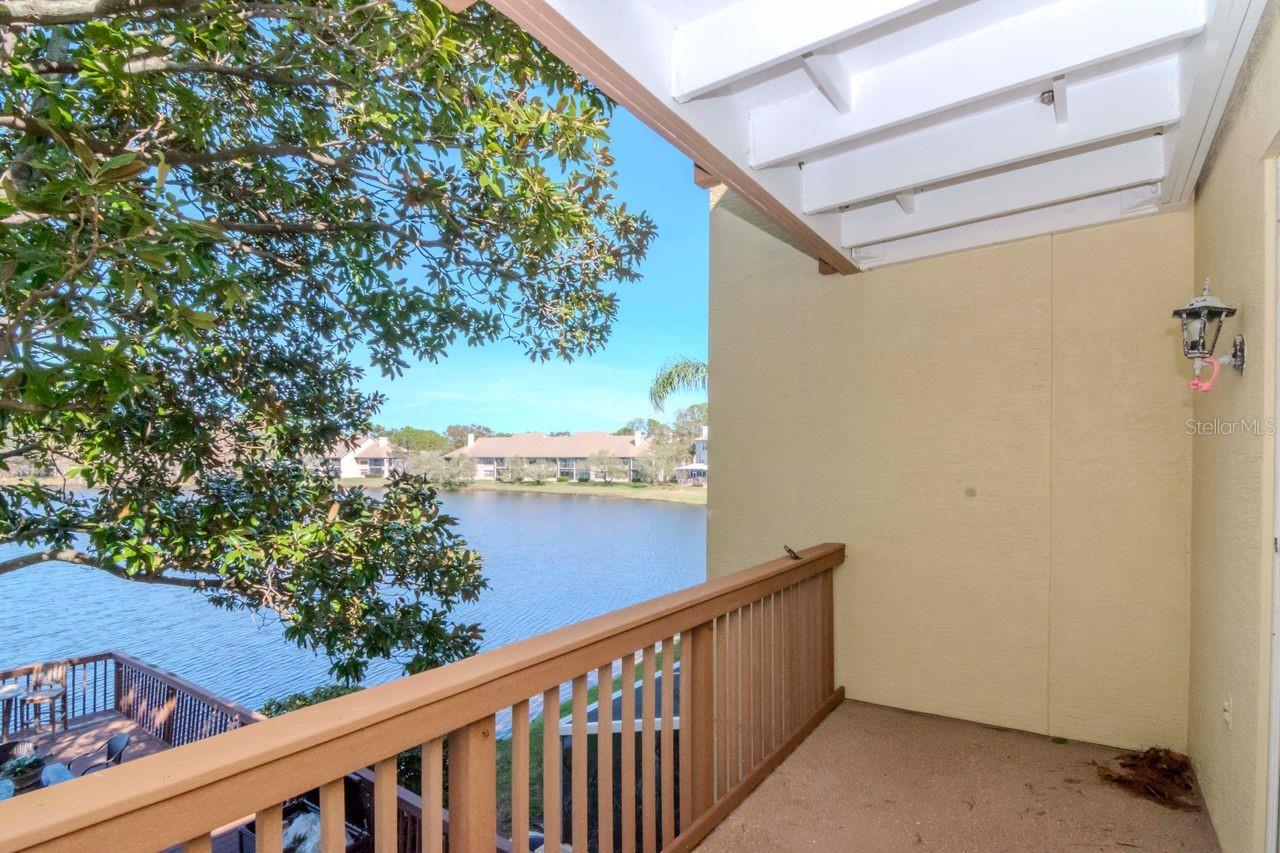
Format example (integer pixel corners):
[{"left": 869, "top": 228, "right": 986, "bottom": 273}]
[{"left": 1094, "top": 747, "right": 1200, "bottom": 811}]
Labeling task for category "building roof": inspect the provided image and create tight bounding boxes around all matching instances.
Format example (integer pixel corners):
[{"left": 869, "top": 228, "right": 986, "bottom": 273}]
[
  {"left": 492, "top": 0, "right": 1265, "bottom": 272},
  {"left": 322, "top": 435, "right": 406, "bottom": 459},
  {"left": 446, "top": 432, "right": 649, "bottom": 460},
  {"left": 353, "top": 442, "right": 407, "bottom": 460}
]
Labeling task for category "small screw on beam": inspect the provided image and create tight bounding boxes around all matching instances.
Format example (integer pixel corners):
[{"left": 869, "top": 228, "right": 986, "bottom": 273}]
[{"left": 783, "top": 545, "right": 800, "bottom": 560}]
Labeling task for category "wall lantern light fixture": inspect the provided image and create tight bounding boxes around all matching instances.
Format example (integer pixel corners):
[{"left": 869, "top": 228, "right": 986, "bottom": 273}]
[{"left": 1172, "top": 279, "right": 1244, "bottom": 392}]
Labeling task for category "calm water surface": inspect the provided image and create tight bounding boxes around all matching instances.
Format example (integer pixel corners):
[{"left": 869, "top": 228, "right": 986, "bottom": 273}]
[{"left": 0, "top": 491, "right": 705, "bottom": 710}]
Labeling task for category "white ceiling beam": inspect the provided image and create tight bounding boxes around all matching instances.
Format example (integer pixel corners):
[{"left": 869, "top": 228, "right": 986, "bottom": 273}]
[
  {"left": 749, "top": 0, "right": 1205, "bottom": 168},
  {"left": 1051, "top": 76, "right": 1068, "bottom": 124},
  {"left": 670, "top": 0, "right": 952, "bottom": 103},
  {"left": 841, "top": 137, "right": 1166, "bottom": 246},
  {"left": 1161, "top": 0, "right": 1269, "bottom": 204},
  {"left": 801, "top": 52, "right": 852, "bottom": 114},
  {"left": 489, "top": 0, "right": 857, "bottom": 272},
  {"left": 851, "top": 186, "right": 1163, "bottom": 269},
  {"left": 801, "top": 57, "right": 1182, "bottom": 214}
]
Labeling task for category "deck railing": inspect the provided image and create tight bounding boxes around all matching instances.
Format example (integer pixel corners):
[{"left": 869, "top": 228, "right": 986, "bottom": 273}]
[
  {"left": 0, "top": 543, "right": 844, "bottom": 853},
  {"left": 0, "top": 650, "right": 260, "bottom": 746}
]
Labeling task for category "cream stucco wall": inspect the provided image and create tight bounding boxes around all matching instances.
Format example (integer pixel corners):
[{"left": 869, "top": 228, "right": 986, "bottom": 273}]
[
  {"left": 708, "top": 198, "right": 1195, "bottom": 749},
  {"left": 1187, "top": 4, "right": 1280, "bottom": 851}
]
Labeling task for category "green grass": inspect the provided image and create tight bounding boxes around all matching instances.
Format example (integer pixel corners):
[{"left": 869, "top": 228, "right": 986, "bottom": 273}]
[{"left": 494, "top": 639, "right": 681, "bottom": 835}]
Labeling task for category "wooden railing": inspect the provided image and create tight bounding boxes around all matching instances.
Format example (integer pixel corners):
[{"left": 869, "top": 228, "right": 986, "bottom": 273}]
[
  {"left": 0, "top": 651, "right": 260, "bottom": 746},
  {"left": 0, "top": 543, "right": 844, "bottom": 853}
]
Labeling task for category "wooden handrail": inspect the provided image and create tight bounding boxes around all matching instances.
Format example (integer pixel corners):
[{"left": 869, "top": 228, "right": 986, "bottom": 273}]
[
  {"left": 0, "top": 543, "right": 845, "bottom": 852},
  {"left": 0, "top": 651, "right": 115, "bottom": 683}
]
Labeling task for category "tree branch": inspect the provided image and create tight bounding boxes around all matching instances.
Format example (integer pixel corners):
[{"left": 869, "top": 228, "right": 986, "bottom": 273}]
[
  {"left": 33, "top": 57, "right": 349, "bottom": 90},
  {"left": 209, "top": 219, "right": 445, "bottom": 247},
  {"left": 0, "top": 547, "right": 222, "bottom": 589},
  {"left": 0, "top": 0, "right": 198, "bottom": 24},
  {"left": 0, "top": 116, "right": 357, "bottom": 169},
  {"left": 166, "top": 141, "right": 349, "bottom": 167}
]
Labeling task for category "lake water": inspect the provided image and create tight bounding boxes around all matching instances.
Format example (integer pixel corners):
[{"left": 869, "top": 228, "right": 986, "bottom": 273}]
[{"left": 0, "top": 491, "right": 705, "bottom": 710}]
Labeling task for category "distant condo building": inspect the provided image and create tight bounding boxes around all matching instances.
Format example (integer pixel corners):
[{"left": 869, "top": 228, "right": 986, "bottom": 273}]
[
  {"left": 321, "top": 435, "right": 407, "bottom": 479},
  {"left": 444, "top": 431, "right": 650, "bottom": 481},
  {"left": 676, "top": 425, "right": 708, "bottom": 484}
]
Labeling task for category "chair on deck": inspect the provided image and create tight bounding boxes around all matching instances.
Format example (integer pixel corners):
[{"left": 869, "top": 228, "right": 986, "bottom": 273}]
[
  {"left": 20, "top": 663, "right": 67, "bottom": 733},
  {"left": 68, "top": 732, "right": 131, "bottom": 775}
]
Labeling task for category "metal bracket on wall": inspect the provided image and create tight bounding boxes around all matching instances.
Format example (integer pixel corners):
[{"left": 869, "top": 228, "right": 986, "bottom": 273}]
[{"left": 1230, "top": 335, "right": 1246, "bottom": 374}]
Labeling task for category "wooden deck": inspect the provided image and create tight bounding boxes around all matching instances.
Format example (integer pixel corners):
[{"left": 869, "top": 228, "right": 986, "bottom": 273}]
[{"left": 13, "top": 709, "right": 170, "bottom": 771}]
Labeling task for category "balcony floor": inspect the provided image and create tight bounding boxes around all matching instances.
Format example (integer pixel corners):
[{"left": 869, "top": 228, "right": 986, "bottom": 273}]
[
  {"left": 12, "top": 710, "right": 169, "bottom": 770},
  {"left": 698, "top": 700, "right": 1219, "bottom": 852}
]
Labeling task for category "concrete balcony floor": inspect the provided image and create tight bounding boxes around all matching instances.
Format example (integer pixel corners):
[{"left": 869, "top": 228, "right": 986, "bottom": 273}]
[{"left": 698, "top": 701, "right": 1218, "bottom": 852}]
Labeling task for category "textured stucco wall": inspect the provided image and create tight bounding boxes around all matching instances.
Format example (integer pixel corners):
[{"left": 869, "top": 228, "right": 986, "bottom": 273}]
[
  {"left": 707, "top": 198, "right": 1194, "bottom": 751},
  {"left": 1188, "top": 4, "right": 1280, "bottom": 851}
]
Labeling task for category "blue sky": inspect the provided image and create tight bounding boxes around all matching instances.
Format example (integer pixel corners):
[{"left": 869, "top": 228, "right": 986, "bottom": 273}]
[{"left": 364, "top": 108, "right": 710, "bottom": 434}]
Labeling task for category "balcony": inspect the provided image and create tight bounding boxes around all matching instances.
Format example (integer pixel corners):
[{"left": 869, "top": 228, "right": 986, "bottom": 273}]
[
  {"left": 0, "top": 651, "right": 260, "bottom": 771},
  {"left": 0, "top": 545, "right": 1216, "bottom": 851}
]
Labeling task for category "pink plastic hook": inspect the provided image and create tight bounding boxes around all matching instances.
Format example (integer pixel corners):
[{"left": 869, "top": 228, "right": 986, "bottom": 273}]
[{"left": 1189, "top": 358, "right": 1221, "bottom": 392}]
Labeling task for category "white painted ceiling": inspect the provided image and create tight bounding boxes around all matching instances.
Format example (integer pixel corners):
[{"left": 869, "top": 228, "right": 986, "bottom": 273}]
[{"left": 536, "top": 0, "right": 1268, "bottom": 270}]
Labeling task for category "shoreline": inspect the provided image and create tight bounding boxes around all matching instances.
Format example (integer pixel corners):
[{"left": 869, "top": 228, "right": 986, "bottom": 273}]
[
  {"left": 2, "top": 477, "right": 709, "bottom": 506},
  {"left": 460, "top": 480, "right": 706, "bottom": 505},
  {"left": 339, "top": 478, "right": 708, "bottom": 505}
]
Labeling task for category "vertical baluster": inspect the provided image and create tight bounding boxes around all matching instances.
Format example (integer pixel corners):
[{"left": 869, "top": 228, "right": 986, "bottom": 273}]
[
  {"left": 810, "top": 577, "right": 821, "bottom": 711},
  {"left": 715, "top": 614, "right": 728, "bottom": 799},
  {"left": 809, "top": 578, "right": 820, "bottom": 711},
  {"left": 320, "top": 778, "right": 345, "bottom": 852},
  {"left": 770, "top": 593, "right": 781, "bottom": 750},
  {"left": 742, "top": 604, "right": 755, "bottom": 771},
  {"left": 822, "top": 569, "right": 835, "bottom": 697},
  {"left": 512, "top": 699, "right": 531, "bottom": 853},
  {"left": 596, "top": 663, "right": 615, "bottom": 853},
  {"left": 686, "top": 622, "right": 714, "bottom": 827},
  {"left": 374, "top": 757, "right": 397, "bottom": 853},
  {"left": 640, "top": 645, "right": 657, "bottom": 853},
  {"left": 449, "top": 716, "right": 496, "bottom": 852},
  {"left": 256, "top": 804, "right": 284, "bottom": 853},
  {"left": 422, "top": 737, "right": 444, "bottom": 853},
  {"left": 798, "top": 580, "right": 810, "bottom": 715},
  {"left": 788, "top": 584, "right": 800, "bottom": 731},
  {"left": 571, "top": 675, "right": 589, "bottom": 851},
  {"left": 752, "top": 594, "right": 762, "bottom": 753},
  {"left": 620, "top": 653, "right": 637, "bottom": 853},
  {"left": 725, "top": 608, "right": 741, "bottom": 788},
  {"left": 542, "top": 686, "right": 562, "bottom": 852},
  {"left": 660, "top": 636, "right": 676, "bottom": 846}
]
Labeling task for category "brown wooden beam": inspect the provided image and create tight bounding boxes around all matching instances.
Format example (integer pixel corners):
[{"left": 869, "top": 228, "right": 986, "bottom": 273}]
[
  {"left": 486, "top": 0, "right": 859, "bottom": 275},
  {"left": 442, "top": 0, "right": 478, "bottom": 11},
  {"left": 693, "top": 164, "right": 722, "bottom": 190},
  {"left": 818, "top": 259, "right": 839, "bottom": 275}
]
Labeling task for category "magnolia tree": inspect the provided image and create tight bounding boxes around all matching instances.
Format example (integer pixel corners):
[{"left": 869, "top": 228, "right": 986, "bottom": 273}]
[{"left": 0, "top": 0, "right": 653, "bottom": 681}]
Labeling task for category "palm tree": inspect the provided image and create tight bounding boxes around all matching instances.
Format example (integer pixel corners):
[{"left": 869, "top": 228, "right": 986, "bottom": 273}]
[{"left": 649, "top": 357, "right": 708, "bottom": 411}]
